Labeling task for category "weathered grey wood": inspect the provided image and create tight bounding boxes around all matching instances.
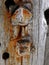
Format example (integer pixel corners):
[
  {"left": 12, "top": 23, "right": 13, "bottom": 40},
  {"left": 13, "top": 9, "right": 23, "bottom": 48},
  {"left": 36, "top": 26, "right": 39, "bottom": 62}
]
[
  {"left": 0, "top": 0, "right": 48, "bottom": 65},
  {"left": 43, "top": 0, "right": 49, "bottom": 65}
]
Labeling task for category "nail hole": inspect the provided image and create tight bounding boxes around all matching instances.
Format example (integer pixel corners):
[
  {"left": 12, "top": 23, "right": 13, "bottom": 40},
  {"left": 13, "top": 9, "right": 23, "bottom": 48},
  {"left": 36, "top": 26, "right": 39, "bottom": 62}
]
[{"left": 2, "top": 52, "right": 9, "bottom": 60}]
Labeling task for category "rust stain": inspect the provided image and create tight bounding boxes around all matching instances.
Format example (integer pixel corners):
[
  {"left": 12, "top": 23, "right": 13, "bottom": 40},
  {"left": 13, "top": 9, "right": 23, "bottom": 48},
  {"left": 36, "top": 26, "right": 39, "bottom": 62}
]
[
  {"left": 11, "top": 14, "right": 16, "bottom": 19},
  {"left": 21, "top": 56, "right": 23, "bottom": 65},
  {"left": 23, "top": 9, "right": 32, "bottom": 19},
  {"left": 3, "top": 10, "right": 11, "bottom": 37},
  {"left": 3, "top": 1, "right": 33, "bottom": 65},
  {"left": 16, "top": 57, "right": 21, "bottom": 63}
]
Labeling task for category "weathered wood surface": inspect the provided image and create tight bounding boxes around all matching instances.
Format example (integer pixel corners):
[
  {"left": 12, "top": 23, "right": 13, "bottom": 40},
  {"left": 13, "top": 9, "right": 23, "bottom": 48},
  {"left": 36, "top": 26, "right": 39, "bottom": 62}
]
[
  {"left": 0, "top": 0, "right": 34, "bottom": 65},
  {"left": 0, "top": 0, "right": 48, "bottom": 65}
]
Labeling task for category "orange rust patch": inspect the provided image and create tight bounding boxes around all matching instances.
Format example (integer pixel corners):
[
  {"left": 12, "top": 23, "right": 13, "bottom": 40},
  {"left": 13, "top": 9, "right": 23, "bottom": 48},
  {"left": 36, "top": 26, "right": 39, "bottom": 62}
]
[
  {"left": 16, "top": 57, "right": 21, "bottom": 62},
  {"left": 12, "top": 13, "right": 16, "bottom": 18},
  {"left": 23, "top": 9, "right": 32, "bottom": 19}
]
